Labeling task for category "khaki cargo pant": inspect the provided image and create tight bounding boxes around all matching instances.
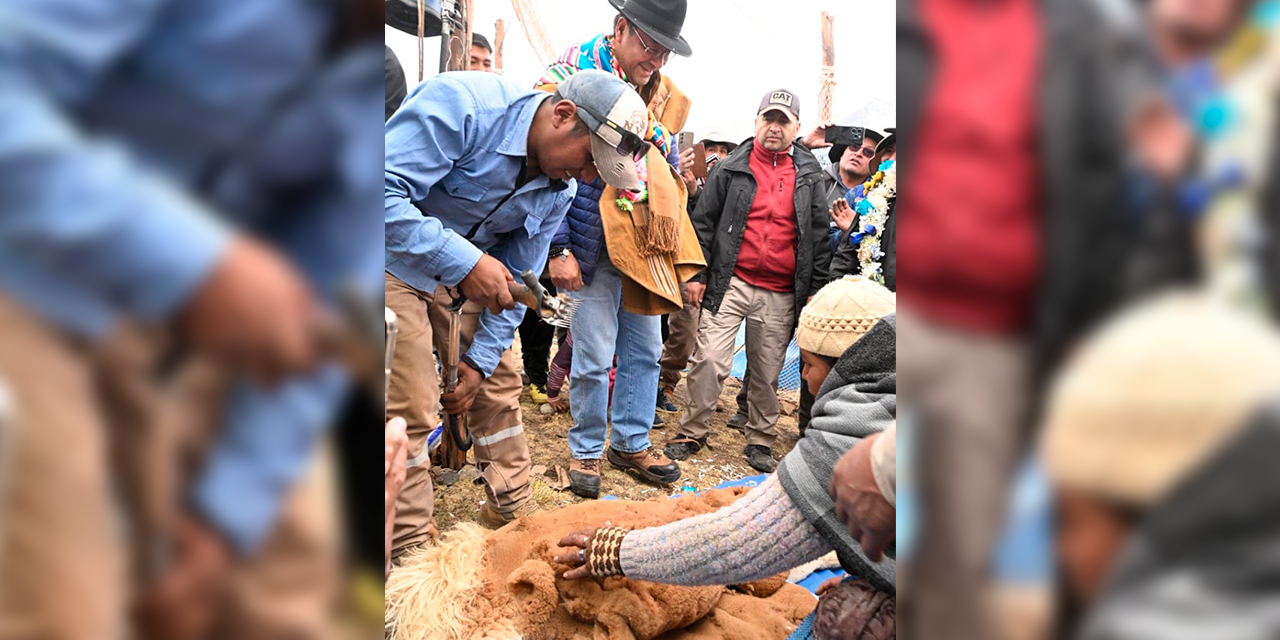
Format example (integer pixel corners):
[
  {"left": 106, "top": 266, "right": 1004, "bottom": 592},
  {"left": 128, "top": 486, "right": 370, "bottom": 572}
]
[
  {"left": 658, "top": 291, "right": 700, "bottom": 392},
  {"left": 384, "top": 273, "right": 531, "bottom": 558},
  {"left": 0, "top": 292, "right": 338, "bottom": 640},
  {"left": 898, "top": 308, "right": 1032, "bottom": 640},
  {"left": 676, "top": 276, "right": 795, "bottom": 448}
]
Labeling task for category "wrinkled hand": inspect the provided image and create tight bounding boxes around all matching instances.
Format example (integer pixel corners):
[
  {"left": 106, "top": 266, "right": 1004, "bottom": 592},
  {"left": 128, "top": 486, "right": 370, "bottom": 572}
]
[
  {"left": 441, "top": 361, "right": 482, "bottom": 415},
  {"left": 816, "top": 575, "right": 845, "bottom": 597},
  {"left": 553, "top": 522, "right": 612, "bottom": 580},
  {"left": 549, "top": 253, "right": 584, "bottom": 292},
  {"left": 385, "top": 417, "right": 408, "bottom": 516},
  {"left": 385, "top": 417, "right": 408, "bottom": 578},
  {"left": 830, "top": 434, "right": 895, "bottom": 561},
  {"left": 1131, "top": 96, "right": 1193, "bottom": 181},
  {"left": 831, "top": 198, "right": 856, "bottom": 233},
  {"left": 684, "top": 282, "right": 706, "bottom": 307},
  {"left": 547, "top": 394, "right": 569, "bottom": 412},
  {"left": 460, "top": 254, "right": 517, "bottom": 314},
  {"left": 137, "top": 514, "right": 233, "bottom": 640},
  {"left": 800, "top": 121, "right": 834, "bottom": 149},
  {"left": 180, "top": 236, "right": 320, "bottom": 382},
  {"left": 679, "top": 147, "right": 699, "bottom": 193}
]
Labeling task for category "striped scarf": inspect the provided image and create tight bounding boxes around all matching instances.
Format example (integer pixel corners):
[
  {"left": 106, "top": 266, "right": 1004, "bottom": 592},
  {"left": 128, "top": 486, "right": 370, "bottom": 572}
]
[{"left": 538, "top": 33, "right": 674, "bottom": 161}]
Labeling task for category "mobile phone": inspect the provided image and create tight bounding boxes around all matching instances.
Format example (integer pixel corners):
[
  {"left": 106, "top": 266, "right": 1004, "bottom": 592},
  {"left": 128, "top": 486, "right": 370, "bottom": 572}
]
[
  {"left": 692, "top": 142, "right": 708, "bottom": 179},
  {"left": 824, "top": 125, "right": 864, "bottom": 148},
  {"left": 677, "top": 131, "right": 695, "bottom": 151}
]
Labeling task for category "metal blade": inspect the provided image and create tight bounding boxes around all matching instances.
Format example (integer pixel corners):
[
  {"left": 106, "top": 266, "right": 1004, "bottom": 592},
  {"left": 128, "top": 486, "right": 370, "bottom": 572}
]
[{"left": 546, "top": 294, "right": 580, "bottom": 328}]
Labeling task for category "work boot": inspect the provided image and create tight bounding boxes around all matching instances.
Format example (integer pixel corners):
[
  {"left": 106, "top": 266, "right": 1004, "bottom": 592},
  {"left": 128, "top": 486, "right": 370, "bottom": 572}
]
[
  {"left": 663, "top": 435, "right": 707, "bottom": 461},
  {"left": 726, "top": 410, "right": 748, "bottom": 432},
  {"left": 744, "top": 444, "right": 776, "bottom": 473},
  {"left": 529, "top": 383, "right": 549, "bottom": 404},
  {"left": 477, "top": 498, "right": 540, "bottom": 530},
  {"left": 607, "top": 447, "right": 681, "bottom": 485},
  {"left": 656, "top": 387, "right": 679, "bottom": 413},
  {"left": 569, "top": 458, "right": 601, "bottom": 499}
]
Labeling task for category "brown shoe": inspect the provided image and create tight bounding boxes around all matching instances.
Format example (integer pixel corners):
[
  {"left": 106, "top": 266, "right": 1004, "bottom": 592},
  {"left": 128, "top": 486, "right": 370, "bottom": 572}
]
[
  {"left": 607, "top": 447, "right": 682, "bottom": 485},
  {"left": 477, "top": 498, "right": 539, "bottom": 529},
  {"left": 569, "top": 458, "right": 601, "bottom": 499}
]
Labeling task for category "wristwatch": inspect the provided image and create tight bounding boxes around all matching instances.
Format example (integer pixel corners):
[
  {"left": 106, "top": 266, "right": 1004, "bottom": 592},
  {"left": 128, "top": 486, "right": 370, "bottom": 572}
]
[{"left": 549, "top": 247, "right": 573, "bottom": 261}]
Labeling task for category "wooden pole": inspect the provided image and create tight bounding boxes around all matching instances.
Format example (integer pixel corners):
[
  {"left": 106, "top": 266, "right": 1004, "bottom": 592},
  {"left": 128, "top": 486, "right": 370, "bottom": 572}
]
[
  {"left": 462, "top": 0, "right": 474, "bottom": 70},
  {"left": 819, "top": 12, "right": 836, "bottom": 123},
  {"left": 494, "top": 19, "right": 506, "bottom": 73}
]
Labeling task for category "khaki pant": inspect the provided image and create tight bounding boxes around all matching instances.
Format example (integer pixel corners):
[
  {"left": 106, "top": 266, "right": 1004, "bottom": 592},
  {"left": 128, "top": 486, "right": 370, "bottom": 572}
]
[
  {"left": 0, "top": 292, "right": 339, "bottom": 640},
  {"left": 211, "top": 454, "right": 339, "bottom": 640},
  {"left": 677, "top": 277, "right": 795, "bottom": 448},
  {"left": 385, "top": 273, "right": 531, "bottom": 557},
  {"left": 898, "top": 308, "right": 1031, "bottom": 640},
  {"left": 0, "top": 293, "right": 128, "bottom": 640},
  {"left": 658, "top": 295, "right": 700, "bottom": 391}
]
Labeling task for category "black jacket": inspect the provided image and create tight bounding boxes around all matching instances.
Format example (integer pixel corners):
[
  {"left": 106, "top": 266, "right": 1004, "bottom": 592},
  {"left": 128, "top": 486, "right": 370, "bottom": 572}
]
[
  {"left": 690, "top": 141, "right": 832, "bottom": 318},
  {"left": 898, "top": 0, "right": 1132, "bottom": 373},
  {"left": 823, "top": 156, "right": 897, "bottom": 289},
  {"left": 830, "top": 198, "right": 897, "bottom": 291}
]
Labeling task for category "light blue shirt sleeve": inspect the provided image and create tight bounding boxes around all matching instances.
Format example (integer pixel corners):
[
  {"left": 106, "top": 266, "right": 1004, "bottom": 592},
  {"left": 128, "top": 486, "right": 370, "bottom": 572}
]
[
  {"left": 384, "top": 78, "right": 486, "bottom": 292},
  {"left": 192, "top": 363, "right": 349, "bottom": 555},
  {"left": 190, "top": 46, "right": 387, "bottom": 555},
  {"left": 463, "top": 201, "right": 570, "bottom": 376},
  {"left": 0, "top": 1, "right": 231, "bottom": 332}
]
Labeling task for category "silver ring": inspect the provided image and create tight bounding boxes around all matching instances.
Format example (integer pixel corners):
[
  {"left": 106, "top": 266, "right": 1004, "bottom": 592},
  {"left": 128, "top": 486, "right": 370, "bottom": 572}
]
[{"left": 578, "top": 549, "right": 586, "bottom": 564}]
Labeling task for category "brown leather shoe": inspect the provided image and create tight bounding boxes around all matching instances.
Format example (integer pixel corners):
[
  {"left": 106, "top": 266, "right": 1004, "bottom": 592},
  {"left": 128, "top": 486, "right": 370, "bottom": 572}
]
[
  {"left": 607, "top": 447, "right": 682, "bottom": 484},
  {"left": 477, "top": 498, "right": 539, "bottom": 530},
  {"left": 569, "top": 458, "right": 601, "bottom": 499}
]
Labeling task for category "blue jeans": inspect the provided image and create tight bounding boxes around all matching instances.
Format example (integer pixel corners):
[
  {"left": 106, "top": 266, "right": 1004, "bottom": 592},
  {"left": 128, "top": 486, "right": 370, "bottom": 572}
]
[{"left": 567, "top": 254, "right": 661, "bottom": 459}]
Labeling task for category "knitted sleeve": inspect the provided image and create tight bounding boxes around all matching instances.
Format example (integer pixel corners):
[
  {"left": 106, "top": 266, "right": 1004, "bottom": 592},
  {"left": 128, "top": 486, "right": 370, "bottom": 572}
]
[
  {"left": 870, "top": 424, "right": 897, "bottom": 506},
  {"left": 547, "top": 331, "right": 573, "bottom": 398},
  {"left": 618, "top": 474, "right": 832, "bottom": 585}
]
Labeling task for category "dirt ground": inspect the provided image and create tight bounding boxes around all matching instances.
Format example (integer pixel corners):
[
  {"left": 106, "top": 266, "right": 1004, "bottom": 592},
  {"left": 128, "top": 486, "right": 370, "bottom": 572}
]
[{"left": 429, "top": 337, "right": 803, "bottom": 530}]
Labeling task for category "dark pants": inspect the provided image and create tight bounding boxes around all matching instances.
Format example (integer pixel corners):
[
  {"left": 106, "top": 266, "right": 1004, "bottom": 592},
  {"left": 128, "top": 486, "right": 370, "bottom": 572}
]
[
  {"left": 735, "top": 363, "right": 815, "bottom": 434},
  {"left": 517, "top": 279, "right": 557, "bottom": 388}
]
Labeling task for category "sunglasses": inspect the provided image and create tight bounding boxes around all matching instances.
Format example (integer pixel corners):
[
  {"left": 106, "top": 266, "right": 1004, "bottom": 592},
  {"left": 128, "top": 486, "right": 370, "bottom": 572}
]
[
  {"left": 850, "top": 146, "right": 876, "bottom": 159},
  {"left": 629, "top": 21, "right": 672, "bottom": 62},
  {"left": 575, "top": 102, "right": 652, "bottom": 161}
]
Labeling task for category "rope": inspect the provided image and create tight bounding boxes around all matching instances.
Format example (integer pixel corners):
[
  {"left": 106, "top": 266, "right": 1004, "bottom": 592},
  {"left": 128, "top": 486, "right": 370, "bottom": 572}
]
[
  {"left": 417, "top": 0, "right": 427, "bottom": 82},
  {"left": 510, "top": 0, "right": 557, "bottom": 66},
  {"left": 818, "top": 65, "right": 837, "bottom": 124}
]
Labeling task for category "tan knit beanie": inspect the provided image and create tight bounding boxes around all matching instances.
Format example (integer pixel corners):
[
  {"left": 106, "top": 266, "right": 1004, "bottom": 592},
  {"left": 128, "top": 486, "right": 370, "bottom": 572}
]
[
  {"left": 797, "top": 275, "right": 896, "bottom": 357},
  {"left": 1040, "top": 291, "right": 1280, "bottom": 507}
]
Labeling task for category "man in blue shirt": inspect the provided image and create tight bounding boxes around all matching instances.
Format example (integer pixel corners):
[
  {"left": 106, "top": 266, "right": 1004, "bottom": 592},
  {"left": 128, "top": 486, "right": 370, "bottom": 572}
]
[{"left": 385, "top": 69, "right": 650, "bottom": 553}]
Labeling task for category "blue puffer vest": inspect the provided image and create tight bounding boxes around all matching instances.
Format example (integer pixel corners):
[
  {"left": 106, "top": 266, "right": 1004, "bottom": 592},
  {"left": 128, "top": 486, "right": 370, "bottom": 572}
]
[
  {"left": 551, "top": 177, "right": 606, "bottom": 285},
  {"left": 551, "top": 145, "right": 681, "bottom": 285}
]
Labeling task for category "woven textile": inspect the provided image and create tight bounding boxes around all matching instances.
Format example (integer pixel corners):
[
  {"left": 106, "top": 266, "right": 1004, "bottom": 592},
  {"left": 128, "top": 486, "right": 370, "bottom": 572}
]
[{"left": 588, "top": 526, "right": 630, "bottom": 578}]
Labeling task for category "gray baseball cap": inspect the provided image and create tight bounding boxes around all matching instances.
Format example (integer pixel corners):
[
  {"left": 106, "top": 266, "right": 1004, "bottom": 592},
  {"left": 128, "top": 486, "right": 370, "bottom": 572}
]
[
  {"left": 758, "top": 88, "right": 800, "bottom": 123},
  {"left": 557, "top": 70, "right": 650, "bottom": 191}
]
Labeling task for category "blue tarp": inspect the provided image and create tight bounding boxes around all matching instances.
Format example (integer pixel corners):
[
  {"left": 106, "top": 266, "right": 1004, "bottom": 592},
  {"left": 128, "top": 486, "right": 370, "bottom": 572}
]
[
  {"left": 730, "top": 324, "right": 803, "bottom": 390},
  {"left": 896, "top": 417, "right": 1052, "bottom": 584}
]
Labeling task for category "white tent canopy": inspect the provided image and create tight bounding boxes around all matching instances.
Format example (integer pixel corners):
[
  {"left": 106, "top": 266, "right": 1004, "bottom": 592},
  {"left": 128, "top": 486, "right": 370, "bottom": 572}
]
[{"left": 839, "top": 98, "right": 896, "bottom": 134}]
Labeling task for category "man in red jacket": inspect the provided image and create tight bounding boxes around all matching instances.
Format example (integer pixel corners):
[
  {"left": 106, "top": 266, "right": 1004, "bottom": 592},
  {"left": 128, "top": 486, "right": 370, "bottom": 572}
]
[{"left": 664, "top": 89, "right": 832, "bottom": 473}]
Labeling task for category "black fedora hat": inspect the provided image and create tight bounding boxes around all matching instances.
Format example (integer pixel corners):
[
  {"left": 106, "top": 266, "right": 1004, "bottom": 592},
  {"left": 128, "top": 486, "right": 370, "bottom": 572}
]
[
  {"left": 385, "top": 0, "right": 441, "bottom": 37},
  {"left": 608, "top": 0, "right": 693, "bottom": 57},
  {"left": 876, "top": 127, "right": 896, "bottom": 156}
]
